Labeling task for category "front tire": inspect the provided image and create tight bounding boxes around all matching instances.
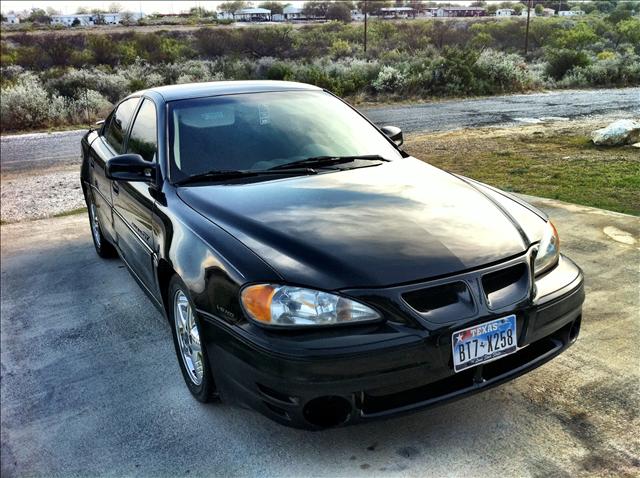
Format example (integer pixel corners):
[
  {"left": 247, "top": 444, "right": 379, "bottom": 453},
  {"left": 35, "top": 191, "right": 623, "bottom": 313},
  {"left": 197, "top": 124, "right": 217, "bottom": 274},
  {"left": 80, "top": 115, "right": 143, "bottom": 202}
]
[
  {"left": 168, "top": 275, "right": 217, "bottom": 403},
  {"left": 87, "top": 192, "right": 117, "bottom": 258}
]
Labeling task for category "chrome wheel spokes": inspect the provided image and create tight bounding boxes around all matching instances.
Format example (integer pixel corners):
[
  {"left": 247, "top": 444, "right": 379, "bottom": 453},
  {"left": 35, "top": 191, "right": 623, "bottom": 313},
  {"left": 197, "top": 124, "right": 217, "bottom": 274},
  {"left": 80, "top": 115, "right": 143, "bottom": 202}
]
[
  {"left": 90, "top": 202, "right": 101, "bottom": 248},
  {"left": 174, "top": 289, "right": 204, "bottom": 385}
]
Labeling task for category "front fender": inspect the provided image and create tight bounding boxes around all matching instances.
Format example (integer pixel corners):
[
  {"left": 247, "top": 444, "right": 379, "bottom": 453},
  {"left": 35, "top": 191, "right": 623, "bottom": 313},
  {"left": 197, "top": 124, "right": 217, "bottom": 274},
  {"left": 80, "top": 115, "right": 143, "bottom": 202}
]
[{"left": 153, "top": 186, "right": 281, "bottom": 325}]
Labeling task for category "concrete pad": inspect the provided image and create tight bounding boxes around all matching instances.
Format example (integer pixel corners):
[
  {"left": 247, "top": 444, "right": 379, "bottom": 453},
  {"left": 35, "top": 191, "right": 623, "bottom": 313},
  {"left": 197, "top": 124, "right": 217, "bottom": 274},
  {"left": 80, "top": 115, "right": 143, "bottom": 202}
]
[{"left": 1, "top": 198, "right": 638, "bottom": 477}]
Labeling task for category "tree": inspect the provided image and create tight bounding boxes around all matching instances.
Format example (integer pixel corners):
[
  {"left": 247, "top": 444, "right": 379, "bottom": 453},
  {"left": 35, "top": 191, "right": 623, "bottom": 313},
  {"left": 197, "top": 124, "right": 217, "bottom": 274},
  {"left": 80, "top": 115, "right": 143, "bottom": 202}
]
[
  {"left": 616, "top": 17, "right": 640, "bottom": 47},
  {"left": 470, "top": 1, "right": 487, "bottom": 6},
  {"left": 26, "top": 8, "right": 50, "bottom": 23},
  {"left": 487, "top": 4, "right": 498, "bottom": 14},
  {"left": 326, "top": 2, "right": 352, "bottom": 22},
  {"left": 607, "top": 6, "right": 632, "bottom": 24},
  {"left": 513, "top": 3, "right": 525, "bottom": 14},
  {"left": 120, "top": 11, "right": 135, "bottom": 24},
  {"left": 535, "top": 4, "right": 544, "bottom": 14},
  {"left": 107, "top": 3, "right": 123, "bottom": 13},
  {"left": 303, "top": 1, "right": 331, "bottom": 18},
  {"left": 76, "top": 6, "right": 89, "bottom": 14},
  {"left": 71, "top": 17, "right": 81, "bottom": 26},
  {"left": 357, "top": 1, "right": 392, "bottom": 14},
  {"left": 218, "top": 1, "right": 250, "bottom": 12},
  {"left": 189, "top": 6, "right": 214, "bottom": 17},
  {"left": 259, "top": 2, "right": 284, "bottom": 14}
]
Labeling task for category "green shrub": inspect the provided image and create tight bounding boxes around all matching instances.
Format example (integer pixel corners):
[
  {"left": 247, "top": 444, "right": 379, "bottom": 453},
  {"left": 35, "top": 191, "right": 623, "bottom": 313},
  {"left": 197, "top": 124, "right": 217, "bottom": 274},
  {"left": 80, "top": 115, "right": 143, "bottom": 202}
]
[{"left": 545, "top": 48, "right": 591, "bottom": 80}]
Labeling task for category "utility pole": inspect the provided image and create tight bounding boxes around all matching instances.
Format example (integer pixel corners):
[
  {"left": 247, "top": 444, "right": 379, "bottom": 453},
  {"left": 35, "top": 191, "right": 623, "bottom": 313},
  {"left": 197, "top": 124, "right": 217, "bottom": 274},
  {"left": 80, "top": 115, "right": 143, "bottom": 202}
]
[
  {"left": 364, "top": 0, "right": 368, "bottom": 53},
  {"left": 524, "top": 0, "right": 532, "bottom": 55}
]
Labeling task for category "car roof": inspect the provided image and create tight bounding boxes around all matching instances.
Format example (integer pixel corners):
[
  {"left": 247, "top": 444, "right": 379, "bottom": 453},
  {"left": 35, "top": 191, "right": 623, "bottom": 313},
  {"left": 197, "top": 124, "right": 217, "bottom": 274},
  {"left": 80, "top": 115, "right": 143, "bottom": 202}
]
[{"left": 144, "top": 80, "right": 322, "bottom": 102}]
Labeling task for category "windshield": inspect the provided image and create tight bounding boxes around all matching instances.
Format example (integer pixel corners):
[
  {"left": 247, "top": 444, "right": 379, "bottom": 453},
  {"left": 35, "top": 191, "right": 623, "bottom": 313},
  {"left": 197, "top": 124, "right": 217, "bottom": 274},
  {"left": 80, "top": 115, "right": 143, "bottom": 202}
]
[{"left": 167, "top": 90, "right": 402, "bottom": 182}]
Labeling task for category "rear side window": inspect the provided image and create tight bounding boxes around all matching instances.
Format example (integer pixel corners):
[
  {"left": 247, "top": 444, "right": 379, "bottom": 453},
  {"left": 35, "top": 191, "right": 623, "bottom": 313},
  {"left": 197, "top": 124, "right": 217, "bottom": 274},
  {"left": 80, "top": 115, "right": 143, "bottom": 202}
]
[
  {"left": 127, "top": 99, "right": 157, "bottom": 162},
  {"left": 104, "top": 98, "right": 139, "bottom": 153}
]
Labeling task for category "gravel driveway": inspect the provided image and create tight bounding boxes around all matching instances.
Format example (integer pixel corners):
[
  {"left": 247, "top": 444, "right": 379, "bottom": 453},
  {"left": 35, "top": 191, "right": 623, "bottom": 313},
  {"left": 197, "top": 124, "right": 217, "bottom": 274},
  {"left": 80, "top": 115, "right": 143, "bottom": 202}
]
[{"left": 1, "top": 196, "right": 638, "bottom": 477}]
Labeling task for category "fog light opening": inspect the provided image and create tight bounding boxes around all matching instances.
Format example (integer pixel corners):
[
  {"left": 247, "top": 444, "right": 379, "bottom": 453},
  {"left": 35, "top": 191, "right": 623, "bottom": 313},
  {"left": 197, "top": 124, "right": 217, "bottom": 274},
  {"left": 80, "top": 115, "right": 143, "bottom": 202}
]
[
  {"left": 303, "top": 396, "right": 352, "bottom": 429},
  {"left": 569, "top": 316, "right": 582, "bottom": 343}
]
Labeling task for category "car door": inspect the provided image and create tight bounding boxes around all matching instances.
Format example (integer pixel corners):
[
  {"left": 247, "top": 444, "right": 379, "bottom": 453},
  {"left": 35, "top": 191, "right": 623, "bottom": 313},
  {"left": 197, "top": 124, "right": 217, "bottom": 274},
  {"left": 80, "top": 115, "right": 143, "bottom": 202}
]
[
  {"left": 112, "top": 98, "right": 158, "bottom": 292},
  {"left": 90, "top": 97, "right": 140, "bottom": 241}
]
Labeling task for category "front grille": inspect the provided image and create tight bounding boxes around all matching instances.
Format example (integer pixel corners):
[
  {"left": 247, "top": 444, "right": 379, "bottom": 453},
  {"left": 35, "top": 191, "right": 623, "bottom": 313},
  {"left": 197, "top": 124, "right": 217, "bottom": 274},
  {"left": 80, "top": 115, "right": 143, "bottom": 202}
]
[
  {"left": 402, "top": 281, "right": 475, "bottom": 323},
  {"left": 482, "top": 263, "right": 529, "bottom": 309},
  {"left": 400, "top": 257, "right": 532, "bottom": 322}
]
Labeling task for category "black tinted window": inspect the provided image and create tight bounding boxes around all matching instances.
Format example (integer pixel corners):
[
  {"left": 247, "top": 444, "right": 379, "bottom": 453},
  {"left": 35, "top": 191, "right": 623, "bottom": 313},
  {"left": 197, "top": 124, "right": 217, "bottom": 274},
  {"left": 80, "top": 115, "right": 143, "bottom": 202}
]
[
  {"left": 127, "top": 99, "right": 157, "bottom": 162},
  {"left": 105, "top": 98, "right": 139, "bottom": 152}
]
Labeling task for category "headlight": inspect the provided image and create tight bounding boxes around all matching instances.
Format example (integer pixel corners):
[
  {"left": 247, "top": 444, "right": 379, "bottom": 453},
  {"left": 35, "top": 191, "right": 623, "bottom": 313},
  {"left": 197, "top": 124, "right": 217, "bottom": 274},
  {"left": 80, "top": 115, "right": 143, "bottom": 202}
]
[
  {"left": 534, "top": 221, "right": 560, "bottom": 276},
  {"left": 240, "top": 284, "right": 381, "bottom": 327}
]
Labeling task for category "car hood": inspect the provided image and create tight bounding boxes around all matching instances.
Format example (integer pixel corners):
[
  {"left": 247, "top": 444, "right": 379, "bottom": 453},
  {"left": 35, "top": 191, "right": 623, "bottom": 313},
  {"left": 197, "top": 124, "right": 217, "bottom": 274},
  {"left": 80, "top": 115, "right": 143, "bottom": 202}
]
[{"left": 177, "top": 157, "right": 537, "bottom": 289}]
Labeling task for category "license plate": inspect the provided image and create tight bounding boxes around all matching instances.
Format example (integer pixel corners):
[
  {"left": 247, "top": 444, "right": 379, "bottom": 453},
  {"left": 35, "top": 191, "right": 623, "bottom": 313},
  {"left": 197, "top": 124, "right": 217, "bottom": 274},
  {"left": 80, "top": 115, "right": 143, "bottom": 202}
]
[{"left": 452, "top": 315, "right": 517, "bottom": 373}]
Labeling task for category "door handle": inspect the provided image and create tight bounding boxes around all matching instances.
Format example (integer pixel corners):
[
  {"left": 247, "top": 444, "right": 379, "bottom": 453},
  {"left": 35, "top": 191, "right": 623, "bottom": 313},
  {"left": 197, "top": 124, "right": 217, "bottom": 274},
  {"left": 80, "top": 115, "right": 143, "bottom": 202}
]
[{"left": 112, "top": 182, "right": 119, "bottom": 195}]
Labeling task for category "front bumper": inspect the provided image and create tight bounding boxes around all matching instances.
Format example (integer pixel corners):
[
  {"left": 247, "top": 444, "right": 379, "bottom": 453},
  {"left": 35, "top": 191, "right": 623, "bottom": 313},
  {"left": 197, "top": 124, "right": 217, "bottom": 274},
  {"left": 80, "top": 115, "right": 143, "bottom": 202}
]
[{"left": 201, "top": 254, "right": 584, "bottom": 429}]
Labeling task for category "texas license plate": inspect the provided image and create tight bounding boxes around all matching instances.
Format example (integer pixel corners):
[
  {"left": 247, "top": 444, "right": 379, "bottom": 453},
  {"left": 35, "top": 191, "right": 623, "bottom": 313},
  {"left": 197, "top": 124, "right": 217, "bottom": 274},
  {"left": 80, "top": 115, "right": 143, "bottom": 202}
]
[{"left": 452, "top": 315, "right": 517, "bottom": 373}]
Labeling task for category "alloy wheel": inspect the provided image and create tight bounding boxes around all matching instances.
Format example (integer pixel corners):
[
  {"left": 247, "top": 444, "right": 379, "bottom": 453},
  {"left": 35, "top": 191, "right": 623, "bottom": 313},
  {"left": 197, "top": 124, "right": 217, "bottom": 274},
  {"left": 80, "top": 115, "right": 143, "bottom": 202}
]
[
  {"left": 89, "top": 201, "right": 101, "bottom": 248},
  {"left": 173, "top": 289, "right": 204, "bottom": 386}
]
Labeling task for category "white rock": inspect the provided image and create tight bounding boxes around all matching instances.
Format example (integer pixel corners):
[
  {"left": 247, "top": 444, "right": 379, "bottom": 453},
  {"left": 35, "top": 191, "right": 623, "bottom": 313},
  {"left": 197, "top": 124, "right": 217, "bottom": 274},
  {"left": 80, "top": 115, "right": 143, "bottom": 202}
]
[{"left": 591, "top": 119, "right": 640, "bottom": 146}]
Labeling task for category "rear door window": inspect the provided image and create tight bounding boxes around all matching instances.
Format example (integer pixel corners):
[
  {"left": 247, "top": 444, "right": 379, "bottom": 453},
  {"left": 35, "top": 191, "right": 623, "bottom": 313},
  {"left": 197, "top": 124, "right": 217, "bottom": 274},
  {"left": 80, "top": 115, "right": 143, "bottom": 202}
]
[{"left": 104, "top": 98, "right": 139, "bottom": 153}]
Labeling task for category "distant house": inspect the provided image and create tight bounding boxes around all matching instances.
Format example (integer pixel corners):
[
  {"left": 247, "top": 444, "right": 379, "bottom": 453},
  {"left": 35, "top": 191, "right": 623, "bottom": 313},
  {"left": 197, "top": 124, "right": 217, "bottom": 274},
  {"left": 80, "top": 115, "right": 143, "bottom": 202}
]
[
  {"left": 351, "top": 9, "right": 365, "bottom": 21},
  {"left": 51, "top": 14, "right": 95, "bottom": 26},
  {"left": 380, "top": 7, "right": 415, "bottom": 19},
  {"left": 235, "top": 7, "right": 271, "bottom": 22},
  {"left": 50, "top": 11, "right": 143, "bottom": 26},
  {"left": 496, "top": 8, "right": 515, "bottom": 16},
  {"left": 436, "top": 6, "right": 486, "bottom": 17},
  {"left": 541, "top": 8, "right": 556, "bottom": 16},
  {"left": 558, "top": 10, "right": 584, "bottom": 16},
  {"left": 2, "top": 13, "right": 20, "bottom": 24},
  {"left": 283, "top": 5, "right": 304, "bottom": 21}
]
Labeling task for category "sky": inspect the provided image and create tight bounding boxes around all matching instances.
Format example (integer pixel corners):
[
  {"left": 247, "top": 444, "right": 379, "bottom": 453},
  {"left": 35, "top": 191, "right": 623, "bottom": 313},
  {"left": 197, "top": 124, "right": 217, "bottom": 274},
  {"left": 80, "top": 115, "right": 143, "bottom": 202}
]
[
  {"left": 2, "top": 0, "right": 477, "bottom": 15},
  {"left": 3, "top": 0, "right": 310, "bottom": 15}
]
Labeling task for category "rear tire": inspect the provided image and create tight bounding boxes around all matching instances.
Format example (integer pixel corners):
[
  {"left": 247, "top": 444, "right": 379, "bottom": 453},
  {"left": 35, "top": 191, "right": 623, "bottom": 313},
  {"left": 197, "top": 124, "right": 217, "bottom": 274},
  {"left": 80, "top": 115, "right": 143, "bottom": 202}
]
[
  {"left": 168, "top": 275, "right": 218, "bottom": 403},
  {"left": 87, "top": 191, "right": 117, "bottom": 258}
]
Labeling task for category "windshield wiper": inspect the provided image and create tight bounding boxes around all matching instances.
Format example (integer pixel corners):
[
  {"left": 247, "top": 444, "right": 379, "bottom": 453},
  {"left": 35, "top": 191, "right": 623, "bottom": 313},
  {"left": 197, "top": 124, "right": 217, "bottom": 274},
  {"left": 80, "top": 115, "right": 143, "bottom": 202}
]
[
  {"left": 269, "top": 155, "right": 391, "bottom": 171},
  {"left": 174, "top": 168, "right": 316, "bottom": 186}
]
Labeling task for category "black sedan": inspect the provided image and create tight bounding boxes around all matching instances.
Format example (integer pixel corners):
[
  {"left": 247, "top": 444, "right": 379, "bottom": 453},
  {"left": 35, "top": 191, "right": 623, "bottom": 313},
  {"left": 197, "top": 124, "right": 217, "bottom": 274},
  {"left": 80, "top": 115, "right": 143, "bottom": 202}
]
[{"left": 80, "top": 81, "right": 584, "bottom": 429}]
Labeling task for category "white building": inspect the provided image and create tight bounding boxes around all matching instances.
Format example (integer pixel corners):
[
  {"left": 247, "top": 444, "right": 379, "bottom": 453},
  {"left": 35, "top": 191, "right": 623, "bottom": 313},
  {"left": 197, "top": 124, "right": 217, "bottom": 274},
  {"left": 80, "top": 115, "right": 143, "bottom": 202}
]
[
  {"left": 541, "top": 8, "right": 556, "bottom": 16},
  {"left": 496, "top": 8, "right": 515, "bottom": 16},
  {"left": 51, "top": 14, "right": 95, "bottom": 26},
  {"left": 50, "top": 11, "right": 144, "bottom": 26},
  {"left": 2, "top": 13, "right": 20, "bottom": 24},
  {"left": 234, "top": 7, "right": 271, "bottom": 22},
  {"left": 283, "top": 5, "right": 304, "bottom": 20},
  {"left": 558, "top": 10, "right": 584, "bottom": 16},
  {"left": 380, "top": 7, "right": 415, "bottom": 19}
]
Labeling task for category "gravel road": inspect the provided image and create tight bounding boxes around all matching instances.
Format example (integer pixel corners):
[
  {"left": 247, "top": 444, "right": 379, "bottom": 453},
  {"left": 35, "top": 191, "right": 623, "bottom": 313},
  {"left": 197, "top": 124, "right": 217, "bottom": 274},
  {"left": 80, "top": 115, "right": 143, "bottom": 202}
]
[
  {"left": 1, "top": 197, "right": 638, "bottom": 477},
  {"left": 1, "top": 87, "right": 638, "bottom": 174}
]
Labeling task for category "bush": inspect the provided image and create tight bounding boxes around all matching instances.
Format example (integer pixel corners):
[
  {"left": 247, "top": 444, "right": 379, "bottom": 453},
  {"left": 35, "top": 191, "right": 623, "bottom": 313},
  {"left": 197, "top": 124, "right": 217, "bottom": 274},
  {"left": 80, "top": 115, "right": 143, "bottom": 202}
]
[
  {"left": 0, "top": 72, "right": 66, "bottom": 130},
  {"left": 373, "top": 65, "right": 407, "bottom": 92},
  {"left": 545, "top": 48, "right": 591, "bottom": 80}
]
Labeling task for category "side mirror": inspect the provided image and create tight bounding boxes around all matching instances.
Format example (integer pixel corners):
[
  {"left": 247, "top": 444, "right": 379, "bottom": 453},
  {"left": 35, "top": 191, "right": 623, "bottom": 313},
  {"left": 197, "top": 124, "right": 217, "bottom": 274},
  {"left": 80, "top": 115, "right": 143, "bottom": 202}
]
[
  {"left": 381, "top": 125, "right": 403, "bottom": 147},
  {"left": 106, "top": 154, "right": 156, "bottom": 182}
]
